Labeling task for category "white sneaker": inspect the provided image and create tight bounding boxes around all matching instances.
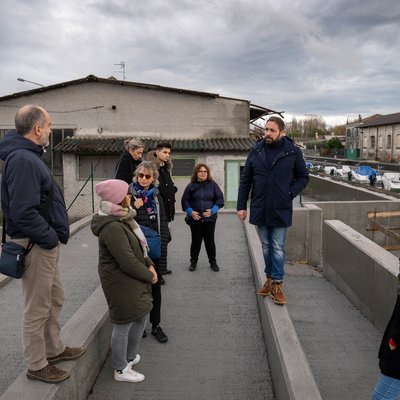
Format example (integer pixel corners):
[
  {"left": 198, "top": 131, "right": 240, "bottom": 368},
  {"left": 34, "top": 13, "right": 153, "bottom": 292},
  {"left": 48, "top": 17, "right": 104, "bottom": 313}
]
[
  {"left": 114, "top": 364, "right": 145, "bottom": 383},
  {"left": 127, "top": 354, "right": 141, "bottom": 368}
]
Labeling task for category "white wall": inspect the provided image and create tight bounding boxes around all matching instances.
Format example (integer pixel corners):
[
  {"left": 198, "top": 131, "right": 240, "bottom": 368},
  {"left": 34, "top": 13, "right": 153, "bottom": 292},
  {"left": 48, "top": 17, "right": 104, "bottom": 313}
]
[{"left": 0, "top": 82, "right": 249, "bottom": 138}]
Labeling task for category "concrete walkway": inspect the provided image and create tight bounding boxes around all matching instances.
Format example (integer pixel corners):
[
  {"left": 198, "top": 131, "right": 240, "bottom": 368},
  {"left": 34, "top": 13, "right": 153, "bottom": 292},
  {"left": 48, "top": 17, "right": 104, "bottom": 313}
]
[
  {"left": 0, "top": 213, "right": 383, "bottom": 399},
  {"left": 88, "top": 213, "right": 274, "bottom": 400},
  {"left": 0, "top": 221, "right": 100, "bottom": 396},
  {"left": 284, "top": 262, "right": 381, "bottom": 400}
]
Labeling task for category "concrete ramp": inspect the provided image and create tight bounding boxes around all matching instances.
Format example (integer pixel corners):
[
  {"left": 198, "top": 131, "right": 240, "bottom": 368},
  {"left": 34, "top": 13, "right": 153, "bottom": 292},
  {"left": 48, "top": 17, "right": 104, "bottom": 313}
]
[{"left": 88, "top": 213, "right": 274, "bottom": 400}]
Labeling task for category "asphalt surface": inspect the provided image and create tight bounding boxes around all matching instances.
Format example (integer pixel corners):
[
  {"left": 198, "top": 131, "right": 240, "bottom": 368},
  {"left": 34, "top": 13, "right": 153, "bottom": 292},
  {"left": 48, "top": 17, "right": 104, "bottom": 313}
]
[{"left": 0, "top": 212, "right": 383, "bottom": 400}]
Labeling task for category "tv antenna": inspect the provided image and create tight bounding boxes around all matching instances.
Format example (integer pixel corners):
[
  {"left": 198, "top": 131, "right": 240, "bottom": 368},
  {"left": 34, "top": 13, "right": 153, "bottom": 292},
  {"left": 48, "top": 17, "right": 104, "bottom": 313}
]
[{"left": 114, "top": 61, "right": 126, "bottom": 80}]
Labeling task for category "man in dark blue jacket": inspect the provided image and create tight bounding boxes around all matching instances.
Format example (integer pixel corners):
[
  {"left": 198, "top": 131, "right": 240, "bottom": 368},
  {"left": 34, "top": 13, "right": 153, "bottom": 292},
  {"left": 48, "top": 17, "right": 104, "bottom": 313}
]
[
  {"left": 237, "top": 116, "right": 309, "bottom": 305},
  {"left": 0, "top": 105, "right": 84, "bottom": 384}
]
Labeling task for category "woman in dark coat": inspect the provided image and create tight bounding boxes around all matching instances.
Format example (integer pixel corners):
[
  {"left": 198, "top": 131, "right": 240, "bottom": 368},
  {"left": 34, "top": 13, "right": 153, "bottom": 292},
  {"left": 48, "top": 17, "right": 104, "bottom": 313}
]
[
  {"left": 130, "top": 161, "right": 171, "bottom": 344},
  {"left": 372, "top": 273, "right": 400, "bottom": 399},
  {"left": 91, "top": 179, "right": 157, "bottom": 383},
  {"left": 181, "top": 163, "right": 224, "bottom": 272},
  {"left": 115, "top": 139, "right": 144, "bottom": 184}
]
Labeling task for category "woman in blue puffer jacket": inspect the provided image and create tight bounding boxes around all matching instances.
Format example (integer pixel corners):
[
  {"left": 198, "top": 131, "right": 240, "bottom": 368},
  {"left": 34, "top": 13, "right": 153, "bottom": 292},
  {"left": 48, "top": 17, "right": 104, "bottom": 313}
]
[{"left": 181, "top": 163, "right": 224, "bottom": 272}]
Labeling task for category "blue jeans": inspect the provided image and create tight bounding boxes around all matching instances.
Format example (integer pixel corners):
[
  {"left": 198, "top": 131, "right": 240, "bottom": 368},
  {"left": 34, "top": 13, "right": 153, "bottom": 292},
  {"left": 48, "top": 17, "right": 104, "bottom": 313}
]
[
  {"left": 372, "top": 374, "right": 400, "bottom": 399},
  {"left": 257, "top": 226, "right": 287, "bottom": 281}
]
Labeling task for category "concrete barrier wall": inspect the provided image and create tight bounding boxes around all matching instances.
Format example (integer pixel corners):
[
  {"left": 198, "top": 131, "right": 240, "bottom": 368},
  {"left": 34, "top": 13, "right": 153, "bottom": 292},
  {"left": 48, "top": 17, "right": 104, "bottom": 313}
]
[
  {"left": 313, "top": 200, "right": 400, "bottom": 246},
  {"left": 323, "top": 220, "right": 399, "bottom": 332},
  {"left": 304, "top": 175, "right": 390, "bottom": 201},
  {"left": 288, "top": 204, "right": 321, "bottom": 266},
  {"left": 284, "top": 196, "right": 400, "bottom": 266},
  {"left": 244, "top": 221, "right": 322, "bottom": 400},
  {"left": 0, "top": 285, "right": 111, "bottom": 400},
  {"left": 0, "top": 206, "right": 105, "bottom": 399}
]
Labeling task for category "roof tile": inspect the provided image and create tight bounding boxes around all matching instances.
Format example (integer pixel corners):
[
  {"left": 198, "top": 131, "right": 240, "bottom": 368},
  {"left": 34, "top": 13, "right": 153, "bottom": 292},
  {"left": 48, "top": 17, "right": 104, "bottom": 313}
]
[{"left": 54, "top": 136, "right": 257, "bottom": 153}]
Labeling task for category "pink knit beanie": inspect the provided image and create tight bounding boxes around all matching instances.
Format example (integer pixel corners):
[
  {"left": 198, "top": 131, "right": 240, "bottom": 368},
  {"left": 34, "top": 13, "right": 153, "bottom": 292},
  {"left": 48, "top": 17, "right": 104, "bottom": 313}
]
[{"left": 95, "top": 179, "right": 129, "bottom": 205}]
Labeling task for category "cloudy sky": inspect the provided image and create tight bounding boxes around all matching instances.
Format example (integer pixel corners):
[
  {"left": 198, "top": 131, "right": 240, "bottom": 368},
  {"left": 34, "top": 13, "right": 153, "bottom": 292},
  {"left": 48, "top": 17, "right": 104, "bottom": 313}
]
[{"left": 1, "top": 0, "right": 400, "bottom": 126}]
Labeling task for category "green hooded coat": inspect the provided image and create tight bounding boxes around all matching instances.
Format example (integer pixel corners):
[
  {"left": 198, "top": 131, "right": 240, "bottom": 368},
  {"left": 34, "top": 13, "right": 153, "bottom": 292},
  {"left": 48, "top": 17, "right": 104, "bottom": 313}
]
[{"left": 91, "top": 214, "right": 154, "bottom": 324}]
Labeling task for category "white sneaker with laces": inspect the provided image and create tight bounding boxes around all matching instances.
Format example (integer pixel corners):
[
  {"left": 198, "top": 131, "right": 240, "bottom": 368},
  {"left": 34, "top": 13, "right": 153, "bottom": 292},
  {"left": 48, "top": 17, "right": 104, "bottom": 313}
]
[
  {"left": 127, "top": 354, "right": 140, "bottom": 368},
  {"left": 114, "top": 364, "right": 145, "bottom": 383}
]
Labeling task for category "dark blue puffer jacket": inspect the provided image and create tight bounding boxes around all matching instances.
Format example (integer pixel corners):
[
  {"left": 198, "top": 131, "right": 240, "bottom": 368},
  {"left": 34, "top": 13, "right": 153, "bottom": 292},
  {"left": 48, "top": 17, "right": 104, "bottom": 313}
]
[
  {"left": 0, "top": 132, "right": 69, "bottom": 248},
  {"left": 181, "top": 180, "right": 224, "bottom": 222},
  {"left": 236, "top": 136, "right": 309, "bottom": 227}
]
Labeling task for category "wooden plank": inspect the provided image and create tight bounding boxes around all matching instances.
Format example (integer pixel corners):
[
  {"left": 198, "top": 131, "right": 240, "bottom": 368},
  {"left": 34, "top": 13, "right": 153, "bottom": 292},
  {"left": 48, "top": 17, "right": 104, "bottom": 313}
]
[
  {"left": 368, "top": 210, "right": 400, "bottom": 219},
  {"left": 370, "top": 221, "right": 400, "bottom": 242},
  {"left": 382, "top": 244, "right": 400, "bottom": 251}
]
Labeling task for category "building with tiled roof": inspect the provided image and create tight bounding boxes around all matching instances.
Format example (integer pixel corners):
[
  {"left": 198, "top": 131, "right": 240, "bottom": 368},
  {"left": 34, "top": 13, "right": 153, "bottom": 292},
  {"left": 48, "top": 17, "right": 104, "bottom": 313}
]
[
  {"left": 345, "top": 114, "right": 382, "bottom": 159},
  {"left": 0, "top": 75, "right": 279, "bottom": 219},
  {"left": 357, "top": 112, "right": 400, "bottom": 162}
]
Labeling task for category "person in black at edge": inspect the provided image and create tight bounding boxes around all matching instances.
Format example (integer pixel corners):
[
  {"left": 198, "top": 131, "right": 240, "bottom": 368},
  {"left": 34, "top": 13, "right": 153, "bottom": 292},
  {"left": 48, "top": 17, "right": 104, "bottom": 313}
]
[
  {"left": 115, "top": 138, "right": 144, "bottom": 184},
  {"left": 372, "top": 272, "right": 400, "bottom": 399},
  {"left": 148, "top": 142, "right": 177, "bottom": 282},
  {"left": 130, "top": 161, "right": 170, "bottom": 344}
]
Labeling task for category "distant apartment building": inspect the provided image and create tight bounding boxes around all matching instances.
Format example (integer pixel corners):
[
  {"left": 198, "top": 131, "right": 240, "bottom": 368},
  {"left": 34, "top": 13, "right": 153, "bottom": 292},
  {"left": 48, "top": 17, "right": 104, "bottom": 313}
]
[
  {"left": 357, "top": 113, "right": 400, "bottom": 162},
  {"left": 344, "top": 113, "right": 400, "bottom": 162}
]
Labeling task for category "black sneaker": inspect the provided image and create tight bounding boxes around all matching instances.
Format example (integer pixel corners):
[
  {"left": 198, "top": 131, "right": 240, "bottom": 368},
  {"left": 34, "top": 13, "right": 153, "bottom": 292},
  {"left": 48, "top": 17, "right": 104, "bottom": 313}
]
[
  {"left": 210, "top": 262, "right": 219, "bottom": 272},
  {"left": 159, "top": 276, "right": 166, "bottom": 285},
  {"left": 151, "top": 325, "right": 168, "bottom": 343}
]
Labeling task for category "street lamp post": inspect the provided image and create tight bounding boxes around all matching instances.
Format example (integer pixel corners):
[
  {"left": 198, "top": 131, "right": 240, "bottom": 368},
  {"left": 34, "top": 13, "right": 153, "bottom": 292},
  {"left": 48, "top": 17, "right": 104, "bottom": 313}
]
[{"left": 17, "top": 78, "right": 44, "bottom": 87}]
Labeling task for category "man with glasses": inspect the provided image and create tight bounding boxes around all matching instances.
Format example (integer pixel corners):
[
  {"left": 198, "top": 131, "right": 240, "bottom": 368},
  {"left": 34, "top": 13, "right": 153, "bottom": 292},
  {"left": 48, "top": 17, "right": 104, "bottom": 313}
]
[{"left": 236, "top": 116, "right": 308, "bottom": 305}]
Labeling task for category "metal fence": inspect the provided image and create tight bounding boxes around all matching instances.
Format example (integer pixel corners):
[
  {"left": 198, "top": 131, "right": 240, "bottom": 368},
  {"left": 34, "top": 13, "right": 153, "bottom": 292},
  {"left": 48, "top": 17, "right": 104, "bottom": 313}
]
[{"left": 66, "top": 163, "right": 95, "bottom": 223}]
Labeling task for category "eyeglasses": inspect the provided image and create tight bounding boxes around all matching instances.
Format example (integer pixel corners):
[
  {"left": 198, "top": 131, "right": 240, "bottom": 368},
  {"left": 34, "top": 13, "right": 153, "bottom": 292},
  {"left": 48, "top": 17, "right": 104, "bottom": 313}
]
[
  {"left": 138, "top": 173, "right": 152, "bottom": 180},
  {"left": 198, "top": 170, "right": 208, "bottom": 173}
]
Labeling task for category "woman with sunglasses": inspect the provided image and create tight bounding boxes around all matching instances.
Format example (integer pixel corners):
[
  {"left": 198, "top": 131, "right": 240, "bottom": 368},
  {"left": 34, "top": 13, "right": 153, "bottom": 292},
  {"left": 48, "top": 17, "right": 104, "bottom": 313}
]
[
  {"left": 129, "top": 161, "right": 171, "bottom": 344},
  {"left": 181, "top": 163, "right": 224, "bottom": 272},
  {"left": 115, "top": 138, "right": 144, "bottom": 184}
]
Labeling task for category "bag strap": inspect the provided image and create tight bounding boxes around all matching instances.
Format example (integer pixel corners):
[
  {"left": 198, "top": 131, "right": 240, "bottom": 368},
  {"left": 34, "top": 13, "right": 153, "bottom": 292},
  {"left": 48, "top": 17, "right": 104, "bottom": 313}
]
[
  {"left": 1, "top": 216, "right": 6, "bottom": 245},
  {"left": 1, "top": 150, "right": 54, "bottom": 253},
  {"left": 1, "top": 179, "right": 54, "bottom": 256},
  {"left": 1, "top": 216, "right": 34, "bottom": 254}
]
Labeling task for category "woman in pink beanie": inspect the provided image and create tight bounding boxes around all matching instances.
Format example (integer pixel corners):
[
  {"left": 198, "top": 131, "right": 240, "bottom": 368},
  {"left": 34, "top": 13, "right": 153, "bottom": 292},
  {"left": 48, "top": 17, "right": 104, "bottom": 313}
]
[{"left": 91, "top": 179, "right": 157, "bottom": 383}]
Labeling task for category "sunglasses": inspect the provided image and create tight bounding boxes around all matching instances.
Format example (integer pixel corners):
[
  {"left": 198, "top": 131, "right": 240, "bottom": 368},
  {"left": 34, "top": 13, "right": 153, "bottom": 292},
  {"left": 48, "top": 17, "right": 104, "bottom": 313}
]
[{"left": 138, "top": 173, "right": 152, "bottom": 180}]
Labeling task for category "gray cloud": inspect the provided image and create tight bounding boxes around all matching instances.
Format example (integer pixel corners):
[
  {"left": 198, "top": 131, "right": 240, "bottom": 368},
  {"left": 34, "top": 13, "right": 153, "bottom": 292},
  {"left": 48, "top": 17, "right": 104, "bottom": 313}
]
[{"left": 1, "top": 0, "right": 400, "bottom": 126}]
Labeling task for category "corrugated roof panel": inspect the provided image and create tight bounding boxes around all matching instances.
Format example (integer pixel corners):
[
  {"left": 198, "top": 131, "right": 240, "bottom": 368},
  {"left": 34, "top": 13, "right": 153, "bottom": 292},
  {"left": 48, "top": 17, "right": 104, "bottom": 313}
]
[{"left": 53, "top": 136, "right": 256, "bottom": 153}]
